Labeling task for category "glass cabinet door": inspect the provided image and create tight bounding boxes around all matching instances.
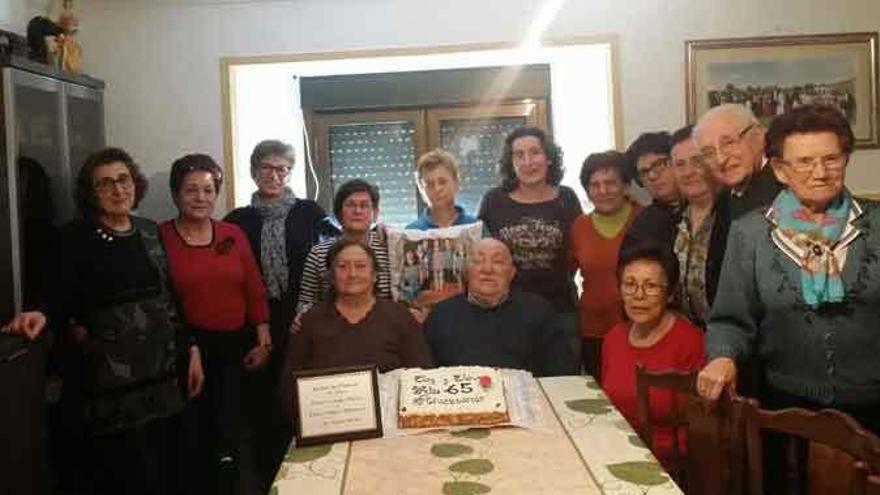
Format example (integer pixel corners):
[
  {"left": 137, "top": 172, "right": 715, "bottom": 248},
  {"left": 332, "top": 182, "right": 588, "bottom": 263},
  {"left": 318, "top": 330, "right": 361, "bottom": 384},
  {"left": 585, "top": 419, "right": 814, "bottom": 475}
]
[
  {"left": 426, "top": 101, "right": 547, "bottom": 214},
  {"left": 65, "top": 83, "right": 105, "bottom": 214}
]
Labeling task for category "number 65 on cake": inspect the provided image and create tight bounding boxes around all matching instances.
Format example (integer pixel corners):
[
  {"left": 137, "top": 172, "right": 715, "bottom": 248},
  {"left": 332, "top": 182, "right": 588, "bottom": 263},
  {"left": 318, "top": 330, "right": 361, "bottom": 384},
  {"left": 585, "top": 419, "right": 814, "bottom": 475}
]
[{"left": 398, "top": 366, "right": 509, "bottom": 428}]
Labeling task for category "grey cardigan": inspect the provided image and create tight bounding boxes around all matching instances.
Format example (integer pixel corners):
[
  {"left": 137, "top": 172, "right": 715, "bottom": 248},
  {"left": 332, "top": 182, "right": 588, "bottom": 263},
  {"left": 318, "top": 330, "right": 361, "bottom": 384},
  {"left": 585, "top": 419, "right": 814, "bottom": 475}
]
[{"left": 706, "top": 196, "right": 880, "bottom": 407}]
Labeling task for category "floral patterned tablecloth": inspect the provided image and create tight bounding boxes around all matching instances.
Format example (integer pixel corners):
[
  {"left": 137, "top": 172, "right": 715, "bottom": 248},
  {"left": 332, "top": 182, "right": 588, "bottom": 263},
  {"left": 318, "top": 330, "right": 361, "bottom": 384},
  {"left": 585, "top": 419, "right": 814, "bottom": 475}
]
[{"left": 272, "top": 375, "right": 683, "bottom": 495}]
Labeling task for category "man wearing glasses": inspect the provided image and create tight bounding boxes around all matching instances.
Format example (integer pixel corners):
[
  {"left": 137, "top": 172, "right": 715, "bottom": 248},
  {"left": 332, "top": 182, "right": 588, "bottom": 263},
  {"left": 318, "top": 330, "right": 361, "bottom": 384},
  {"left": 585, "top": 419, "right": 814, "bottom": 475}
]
[
  {"left": 693, "top": 104, "right": 783, "bottom": 219},
  {"left": 620, "top": 132, "right": 683, "bottom": 253}
]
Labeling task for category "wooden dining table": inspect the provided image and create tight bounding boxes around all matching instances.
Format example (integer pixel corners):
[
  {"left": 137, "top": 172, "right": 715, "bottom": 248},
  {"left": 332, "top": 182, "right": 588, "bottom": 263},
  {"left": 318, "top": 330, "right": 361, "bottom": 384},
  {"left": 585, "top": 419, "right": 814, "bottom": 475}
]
[{"left": 272, "top": 375, "right": 684, "bottom": 495}]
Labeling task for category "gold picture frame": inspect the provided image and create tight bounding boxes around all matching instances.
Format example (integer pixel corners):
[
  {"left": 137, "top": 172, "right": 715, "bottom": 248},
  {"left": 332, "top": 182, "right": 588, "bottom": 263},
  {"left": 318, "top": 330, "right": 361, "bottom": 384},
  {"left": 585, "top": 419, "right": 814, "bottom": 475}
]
[{"left": 686, "top": 32, "right": 879, "bottom": 148}]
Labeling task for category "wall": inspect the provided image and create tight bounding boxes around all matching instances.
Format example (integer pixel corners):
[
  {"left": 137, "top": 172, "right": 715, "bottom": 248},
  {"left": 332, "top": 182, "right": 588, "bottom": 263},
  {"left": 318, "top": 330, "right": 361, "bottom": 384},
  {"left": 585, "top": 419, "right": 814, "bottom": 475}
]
[
  {"left": 0, "top": 0, "right": 52, "bottom": 34},
  {"left": 76, "top": 0, "right": 880, "bottom": 219}
]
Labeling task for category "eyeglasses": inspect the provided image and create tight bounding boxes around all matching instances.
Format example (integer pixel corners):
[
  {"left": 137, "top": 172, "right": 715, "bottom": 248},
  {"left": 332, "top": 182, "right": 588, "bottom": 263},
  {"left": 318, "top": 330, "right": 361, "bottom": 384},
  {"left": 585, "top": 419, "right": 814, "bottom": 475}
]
[
  {"left": 637, "top": 157, "right": 670, "bottom": 180},
  {"left": 259, "top": 164, "right": 291, "bottom": 179},
  {"left": 342, "top": 201, "right": 373, "bottom": 211},
  {"left": 94, "top": 174, "right": 134, "bottom": 192},
  {"left": 621, "top": 279, "right": 667, "bottom": 297},
  {"left": 778, "top": 153, "right": 847, "bottom": 174},
  {"left": 699, "top": 123, "right": 754, "bottom": 163}
]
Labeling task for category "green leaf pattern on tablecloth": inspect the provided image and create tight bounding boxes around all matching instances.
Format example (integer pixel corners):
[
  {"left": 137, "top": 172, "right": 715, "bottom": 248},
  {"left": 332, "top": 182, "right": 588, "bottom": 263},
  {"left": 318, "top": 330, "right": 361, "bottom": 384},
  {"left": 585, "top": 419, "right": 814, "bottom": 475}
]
[
  {"left": 449, "top": 459, "right": 494, "bottom": 475},
  {"left": 606, "top": 461, "right": 670, "bottom": 486},
  {"left": 565, "top": 398, "right": 612, "bottom": 415},
  {"left": 287, "top": 444, "right": 332, "bottom": 463},
  {"left": 431, "top": 443, "right": 475, "bottom": 458},
  {"left": 451, "top": 428, "right": 491, "bottom": 440},
  {"left": 441, "top": 481, "right": 492, "bottom": 495},
  {"left": 432, "top": 428, "right": 495, "bottom": 494}
]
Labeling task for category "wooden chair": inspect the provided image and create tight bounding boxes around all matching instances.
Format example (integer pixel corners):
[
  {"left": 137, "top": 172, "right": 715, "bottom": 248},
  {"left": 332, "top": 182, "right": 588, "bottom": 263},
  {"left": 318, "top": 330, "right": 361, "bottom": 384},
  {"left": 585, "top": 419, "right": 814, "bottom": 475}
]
[
  {"left": 739, "top": 396, "right": 880, "bottom": 495},
  {"left": 635, "top": 364, "right": 747, "bottom": 495}
]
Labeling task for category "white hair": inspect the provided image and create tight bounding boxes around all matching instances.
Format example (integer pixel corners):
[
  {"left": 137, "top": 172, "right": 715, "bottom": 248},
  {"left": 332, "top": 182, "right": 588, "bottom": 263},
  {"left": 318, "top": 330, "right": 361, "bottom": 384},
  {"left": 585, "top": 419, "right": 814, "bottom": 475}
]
[{"left": 693, "top": 104, "right": 759, "bottom": 141}]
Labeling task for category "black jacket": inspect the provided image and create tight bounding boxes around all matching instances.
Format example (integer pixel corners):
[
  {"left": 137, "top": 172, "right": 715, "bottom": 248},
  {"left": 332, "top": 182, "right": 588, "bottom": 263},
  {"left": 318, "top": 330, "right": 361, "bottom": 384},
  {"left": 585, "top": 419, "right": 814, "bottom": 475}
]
[{"left": 224, "top": 199, "right": 333, "bottom": 306}]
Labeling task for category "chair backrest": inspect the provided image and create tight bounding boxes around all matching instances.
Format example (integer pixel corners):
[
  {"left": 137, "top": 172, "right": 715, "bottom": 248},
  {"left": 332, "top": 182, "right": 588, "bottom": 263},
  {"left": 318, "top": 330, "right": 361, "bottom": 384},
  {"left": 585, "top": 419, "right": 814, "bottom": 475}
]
[
  {"left": 739, "top": 396, "right": 880, "bottom": 495},
  {"left": 686, "top": 387, "right": 747, "bottom": 495},
  {"left": 634, "top": 363, "right": 696, "bottom": 457}
]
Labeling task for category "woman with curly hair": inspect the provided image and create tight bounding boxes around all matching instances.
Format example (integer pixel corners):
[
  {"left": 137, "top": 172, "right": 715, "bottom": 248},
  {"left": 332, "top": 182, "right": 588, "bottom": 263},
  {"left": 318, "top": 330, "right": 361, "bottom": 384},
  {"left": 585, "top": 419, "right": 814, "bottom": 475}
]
[
  {"left": 11, "top": 148, "right": 201, "bottom": 494},
  {"left": 478, "top": 126, "right": 582, "bottom": 313}
]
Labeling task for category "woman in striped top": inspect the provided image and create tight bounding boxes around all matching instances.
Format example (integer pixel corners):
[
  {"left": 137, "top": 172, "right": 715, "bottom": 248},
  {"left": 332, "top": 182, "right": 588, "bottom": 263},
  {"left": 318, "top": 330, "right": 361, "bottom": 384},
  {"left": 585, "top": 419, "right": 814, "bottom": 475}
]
[{"left": 294, "top": 180, "right": 392, "bottom": 326}]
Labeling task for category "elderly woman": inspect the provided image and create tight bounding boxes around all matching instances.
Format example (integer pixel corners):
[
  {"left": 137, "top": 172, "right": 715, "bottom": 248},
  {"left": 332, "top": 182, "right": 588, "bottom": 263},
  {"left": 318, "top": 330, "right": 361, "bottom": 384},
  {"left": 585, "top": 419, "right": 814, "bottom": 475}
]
[
  {"left": 10, "top": 148, "right": 202, "bottom": 494},
  {"left": 698, "top": 105, "right": 880, "bottom": 436},
  {"left": 407, "top": 149, "right": 479, "bottom": 229},
  {"left": 281, "top": 238, "right": 433, "bottom": 416},
  {"left": 669, "top": 125, "right": 731, "bottom": 327},
  {"left": 224, "top": 140, "right": 330, "bottom": 492},
  {"left": 570, "top": 151, "right": 641, "bottom": 379},
  {"left": 602, "top": 244, "right": 704, "bottom": 471},
  {"left": 478, "top": 126, "right": 582, "bottom": 313},
  {"left": 158, "top": 154, "right": 270, "bottom": 495}
]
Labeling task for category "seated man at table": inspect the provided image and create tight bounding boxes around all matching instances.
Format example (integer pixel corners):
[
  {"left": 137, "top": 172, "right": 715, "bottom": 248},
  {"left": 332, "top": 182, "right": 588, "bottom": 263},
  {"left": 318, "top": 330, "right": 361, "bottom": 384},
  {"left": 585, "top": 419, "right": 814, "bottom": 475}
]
[{"left": 424, "top": 238, "right": 578, "bottom": 377}]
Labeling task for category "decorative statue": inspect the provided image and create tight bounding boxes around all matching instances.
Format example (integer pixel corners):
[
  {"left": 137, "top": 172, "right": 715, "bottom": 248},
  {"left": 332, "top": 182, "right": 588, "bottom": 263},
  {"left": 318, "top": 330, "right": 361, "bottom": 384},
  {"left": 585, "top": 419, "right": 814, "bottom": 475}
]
[{"left": 54, "top": 0, "right": 81, "bottom": 72}]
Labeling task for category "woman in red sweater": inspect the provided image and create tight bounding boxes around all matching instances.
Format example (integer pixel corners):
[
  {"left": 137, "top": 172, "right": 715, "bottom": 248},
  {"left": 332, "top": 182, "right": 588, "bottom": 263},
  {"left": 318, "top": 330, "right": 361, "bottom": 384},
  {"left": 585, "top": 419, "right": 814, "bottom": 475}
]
[
  {"left": 570, "top": 151, "right": 641, "bottom": 379},
  {"left": 158, "top": 154, "right": 270, "bottom": 495},
  {"left": 601, "top": 243, "right": 704, "bottom": 471}
]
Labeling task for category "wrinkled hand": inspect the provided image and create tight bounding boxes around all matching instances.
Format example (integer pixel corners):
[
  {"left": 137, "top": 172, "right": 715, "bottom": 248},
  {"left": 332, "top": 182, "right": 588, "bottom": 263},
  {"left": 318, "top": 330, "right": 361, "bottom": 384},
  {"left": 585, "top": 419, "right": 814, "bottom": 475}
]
[
  {"left": 696, "top": 357, "right": 737, "bottom": 400},
  {"left": 290, "top": 312, "right": 303, "bottom": 334},
  {"left": 187, "top": 346, "right": 204, "bottom": 398},
  {"left": 408, "top": 306, "right": 430, "bottom": 324},
  {"left": 5, "top": 311, "right": 47, "bottom": 340}
]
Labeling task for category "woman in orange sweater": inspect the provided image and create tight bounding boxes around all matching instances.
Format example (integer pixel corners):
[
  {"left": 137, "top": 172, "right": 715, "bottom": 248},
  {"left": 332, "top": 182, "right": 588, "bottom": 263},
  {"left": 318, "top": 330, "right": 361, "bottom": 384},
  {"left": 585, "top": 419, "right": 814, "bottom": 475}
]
[{"left": 570, "top": 151, "right": 641, "bottom": 379}]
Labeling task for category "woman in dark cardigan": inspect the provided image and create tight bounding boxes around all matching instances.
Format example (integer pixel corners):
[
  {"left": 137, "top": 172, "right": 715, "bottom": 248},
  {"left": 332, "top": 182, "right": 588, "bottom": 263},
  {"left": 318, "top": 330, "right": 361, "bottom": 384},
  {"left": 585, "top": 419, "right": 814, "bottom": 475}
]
[
  {"left": 224, "top": 140, "right": 332, "bottom": 493},
  {"left": 14, "top": 148, "right": 202, "bottom": 495}
]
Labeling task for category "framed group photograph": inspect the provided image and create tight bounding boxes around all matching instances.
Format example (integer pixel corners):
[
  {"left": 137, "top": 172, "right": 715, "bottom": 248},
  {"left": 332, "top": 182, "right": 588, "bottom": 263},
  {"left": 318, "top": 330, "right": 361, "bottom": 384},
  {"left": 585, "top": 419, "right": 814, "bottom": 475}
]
[
  {"left": 686, "top": 32, "right": 879, "bottom": 148},
  {"left": 291, "top": 365, "right": 383, "bottom": 447}
]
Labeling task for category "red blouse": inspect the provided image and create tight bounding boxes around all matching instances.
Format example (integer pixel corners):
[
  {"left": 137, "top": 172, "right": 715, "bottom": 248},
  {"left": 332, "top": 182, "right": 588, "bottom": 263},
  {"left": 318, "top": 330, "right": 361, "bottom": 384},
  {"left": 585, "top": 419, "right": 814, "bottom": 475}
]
[
  {"left": 159, "top": 220, "right": 269, "bottom": 332},
  {"left": 600, "top": 315, "right": 705, "bottom": 470}
]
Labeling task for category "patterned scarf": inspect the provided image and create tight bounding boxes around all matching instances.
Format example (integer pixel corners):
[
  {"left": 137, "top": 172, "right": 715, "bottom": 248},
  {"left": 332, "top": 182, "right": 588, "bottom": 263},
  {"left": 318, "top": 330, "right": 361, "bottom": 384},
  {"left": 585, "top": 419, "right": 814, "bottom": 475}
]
[
  {"left": 770, "top": 188, "right": 850, "bottom": 307},
  {"left": 253, "top": 187, "right": 296, "bottom": 300}
]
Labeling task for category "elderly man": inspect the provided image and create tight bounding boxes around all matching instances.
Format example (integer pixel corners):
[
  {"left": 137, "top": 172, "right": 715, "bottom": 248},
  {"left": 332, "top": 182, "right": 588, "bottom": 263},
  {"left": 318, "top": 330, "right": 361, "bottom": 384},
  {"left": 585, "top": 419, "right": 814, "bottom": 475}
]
[
  {"left": 620, "top": 131, "right": 683, "bottom": 253},
  {"left": 693, "top": 103, "right": 783, "bottom": 218},
  {"left": 423, "top": 238, "right": 578, "bottom": 377}
]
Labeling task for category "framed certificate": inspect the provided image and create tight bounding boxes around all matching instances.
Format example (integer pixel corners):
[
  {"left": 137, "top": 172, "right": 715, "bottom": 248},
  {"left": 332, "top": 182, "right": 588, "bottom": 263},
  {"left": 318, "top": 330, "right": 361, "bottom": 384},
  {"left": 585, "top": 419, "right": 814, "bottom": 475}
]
[{"left": 292, "top": 365, "right": 383, "bottom": 446}]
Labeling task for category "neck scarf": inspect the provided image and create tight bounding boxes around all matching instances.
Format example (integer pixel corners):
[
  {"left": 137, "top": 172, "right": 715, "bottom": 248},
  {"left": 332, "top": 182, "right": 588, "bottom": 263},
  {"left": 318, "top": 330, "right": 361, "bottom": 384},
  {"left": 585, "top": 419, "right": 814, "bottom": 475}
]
[
  {"left": 252, "top": 187, "right": 296, "bottom": 300},
  {"left": 770, "top": 188, "right": 850, "bottom": 307}
]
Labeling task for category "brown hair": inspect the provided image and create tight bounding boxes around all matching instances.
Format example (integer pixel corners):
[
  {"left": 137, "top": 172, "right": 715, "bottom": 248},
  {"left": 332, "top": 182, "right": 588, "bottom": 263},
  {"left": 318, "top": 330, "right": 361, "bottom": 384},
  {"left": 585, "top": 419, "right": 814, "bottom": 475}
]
[
  {"left": 168, "top": 154, "right": 223, "bottom": 197},
  {"left": 76, "top": 147, "right": 149, "bottom": 218}
]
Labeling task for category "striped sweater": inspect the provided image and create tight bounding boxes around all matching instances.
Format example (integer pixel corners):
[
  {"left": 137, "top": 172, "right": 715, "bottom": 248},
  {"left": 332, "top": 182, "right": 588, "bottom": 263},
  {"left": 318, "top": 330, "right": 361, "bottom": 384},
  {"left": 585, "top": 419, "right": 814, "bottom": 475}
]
[{"left": 295, "top": 231, "right": 392, "bottom": 314}]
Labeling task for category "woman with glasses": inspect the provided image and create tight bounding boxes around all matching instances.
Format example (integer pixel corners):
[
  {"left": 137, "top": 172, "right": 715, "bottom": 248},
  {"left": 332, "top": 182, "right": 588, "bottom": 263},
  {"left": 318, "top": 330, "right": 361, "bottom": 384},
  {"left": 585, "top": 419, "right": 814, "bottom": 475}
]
[
  {"left": 158, "top": 154, "right": 270, "bottom": 495},
  {"left": 224, "top": 140, "right": 331, "bottom": 493},
  {"left": 601, "top": 243, "right": 704, "bottom": 471},
  {"left": 16, "top": 148, "right": 201, "bottom": 494},
  {"left": 620, "top": 132, "right": 682, "bottom": 254},
  {"left": 294, "top": 179, "right": 392, "bottom": 322},
  {"left": 570, "top": 151, "right": 641, "bottom": 379},
  {"left": 698, "top": 105, "right": 880, "bottom": 440}
]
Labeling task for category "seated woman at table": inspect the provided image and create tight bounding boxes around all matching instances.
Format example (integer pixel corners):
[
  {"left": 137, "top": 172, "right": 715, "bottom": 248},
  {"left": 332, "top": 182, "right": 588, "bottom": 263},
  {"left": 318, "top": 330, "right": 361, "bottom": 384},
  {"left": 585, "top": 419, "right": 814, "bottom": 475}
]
[
  {"left": 407, "top": 149, "right": 478, "bottom": 229},
  {"left": 697, "top": 104, "right": 880, "bottom": 433},
  {"left": 281, "top": 238, "right": 433, "bottom": 416},
  {"left": 601, "top": 243, "right": 704, "bottom": 470}
]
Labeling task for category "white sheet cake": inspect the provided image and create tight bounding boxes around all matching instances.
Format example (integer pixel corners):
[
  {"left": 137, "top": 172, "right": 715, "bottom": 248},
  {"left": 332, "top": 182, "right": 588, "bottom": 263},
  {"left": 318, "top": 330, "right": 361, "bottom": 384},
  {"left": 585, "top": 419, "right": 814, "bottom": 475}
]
[{"left": 398, "top": 366, "right": 509, "bottom": 428}]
